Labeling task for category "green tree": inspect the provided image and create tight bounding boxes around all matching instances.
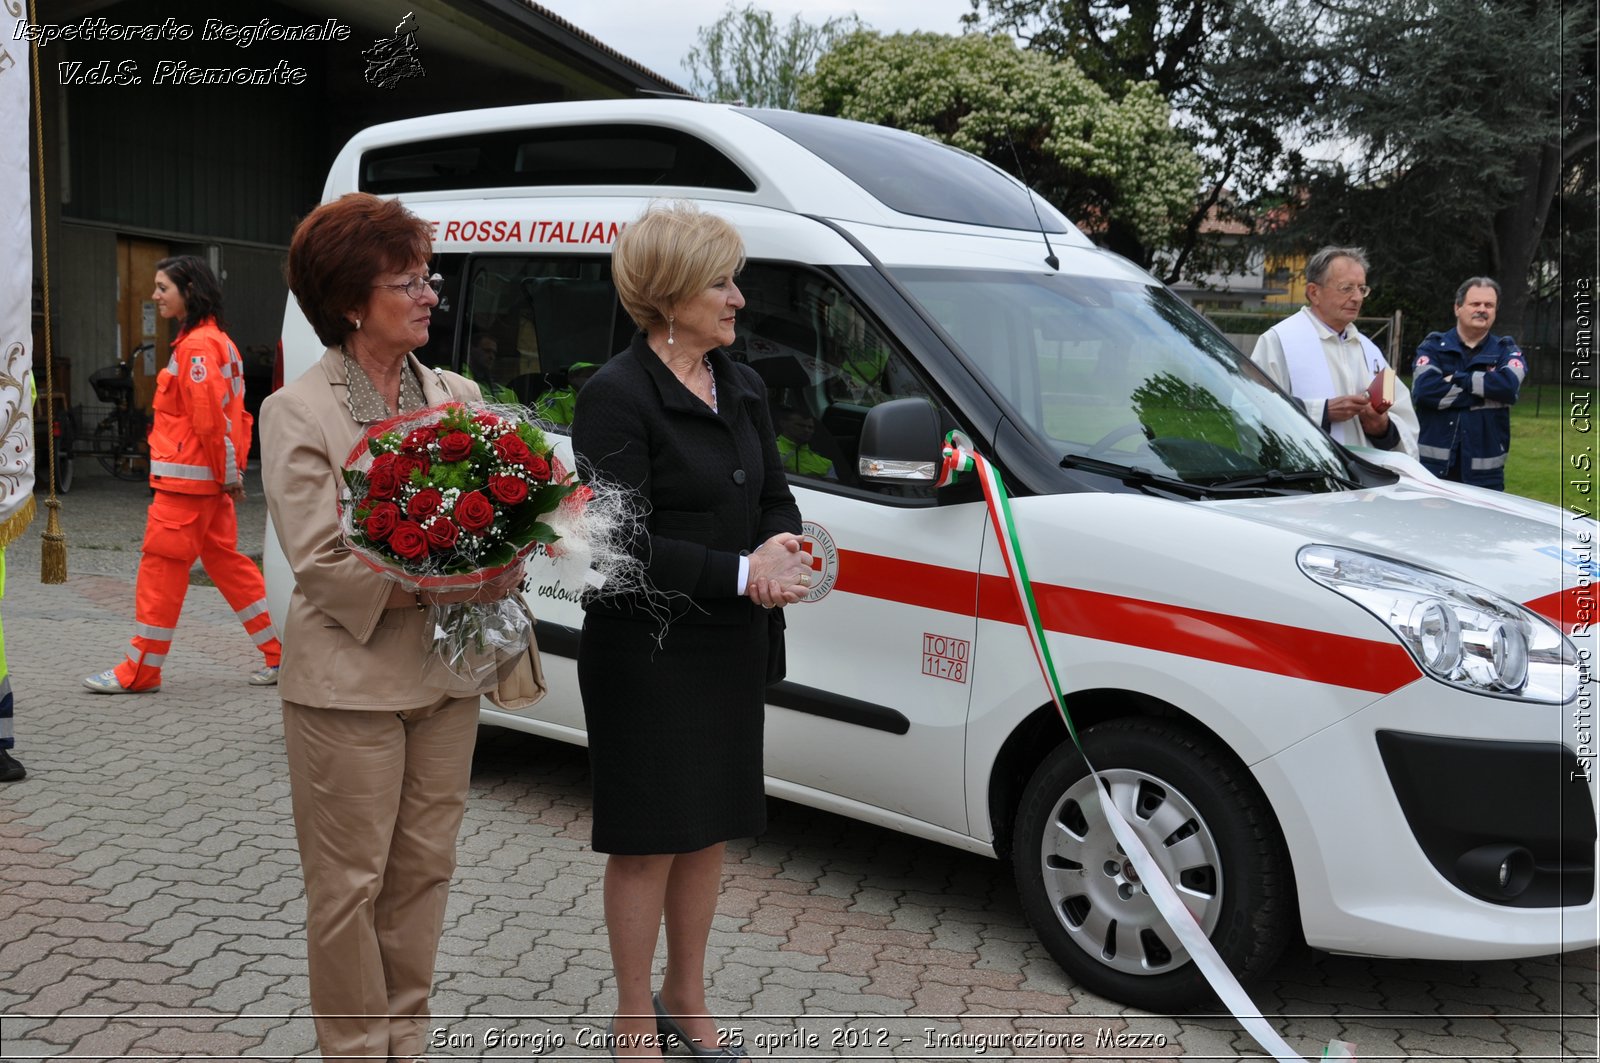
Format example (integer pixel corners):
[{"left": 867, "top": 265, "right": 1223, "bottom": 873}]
[
  {"left": 684, "top": 3, "right": 863, "bottom": 109},
  {"left": 971, "top": 0, "right": 1280, "bottom": 283},
  {"left": 1238, "top": 0, "right": 1593, "bottom": 345},
  {"left": 799, "top": 31, "right": 1202, "bottom": 266}
]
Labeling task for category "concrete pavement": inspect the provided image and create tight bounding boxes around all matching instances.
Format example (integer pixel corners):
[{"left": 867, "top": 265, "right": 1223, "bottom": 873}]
[{"left": 0, "top": 462, "right": 1595, "bottom": 1060}]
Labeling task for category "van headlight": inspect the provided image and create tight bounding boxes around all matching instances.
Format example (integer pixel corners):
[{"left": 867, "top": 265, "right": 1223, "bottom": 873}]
[{"left": 1298, "top": 545, "right": 1576, "bottom": 703}]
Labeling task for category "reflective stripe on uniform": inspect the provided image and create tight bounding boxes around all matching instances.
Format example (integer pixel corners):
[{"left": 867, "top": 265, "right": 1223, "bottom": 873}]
[
  {"left": 135, "top": 622, "right": 178, "bottom": 640},
  {"left": 249, "top": 625, "right": 280, "bottom": 647},
  {"left": 127, "top": 649, "right": 167, "bottom": 667},
  {"left": 236, "top": 599, "right": 271, "bottom": 623},
  {"left": 1472, "top": 454, "right": 1508, "bottom": 470},
  {"left": 150, "top": 461, "right": 215, "bottom": 481},
  {"left": 1472, "top": 372, "right": 1486, "bottom": 397},
  {"left": 1419, "top": 444, "right": 1452, "bottom": 461}
]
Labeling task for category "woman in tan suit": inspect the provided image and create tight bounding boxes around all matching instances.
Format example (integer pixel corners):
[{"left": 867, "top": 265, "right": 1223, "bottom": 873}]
[{"left": 261, "top": 193, "right": 536, "bottom": 1063}]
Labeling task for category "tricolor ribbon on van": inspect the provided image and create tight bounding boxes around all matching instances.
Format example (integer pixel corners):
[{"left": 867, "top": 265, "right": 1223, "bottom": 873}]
[{"left": 938, "top": 430, "right": 1311, "bottom": 1063}]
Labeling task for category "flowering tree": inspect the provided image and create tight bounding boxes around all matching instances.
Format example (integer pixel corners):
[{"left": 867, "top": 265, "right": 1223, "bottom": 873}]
[{"left": 799, "top": 32, "right": 1201, "bottom": 268}]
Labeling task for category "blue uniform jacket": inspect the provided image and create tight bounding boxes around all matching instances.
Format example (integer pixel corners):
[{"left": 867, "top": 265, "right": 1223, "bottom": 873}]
[{"left": 1410, "top": 327, "right": 1526, "bottom": 489}]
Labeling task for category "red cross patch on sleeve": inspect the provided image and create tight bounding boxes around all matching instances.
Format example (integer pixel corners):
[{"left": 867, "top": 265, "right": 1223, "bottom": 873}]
[{"left": 189, "top": 355, "right": 208, "bottom": 383}]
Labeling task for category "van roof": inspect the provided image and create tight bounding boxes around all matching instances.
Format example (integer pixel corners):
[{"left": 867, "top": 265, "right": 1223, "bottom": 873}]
[{"left": 327, "top": 100, "right": 1089, "bottom": 244}]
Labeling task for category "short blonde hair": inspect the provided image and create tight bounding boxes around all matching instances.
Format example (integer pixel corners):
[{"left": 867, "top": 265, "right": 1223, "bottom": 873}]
[{"left": 612, "top": 201, "right": 745, "bottom": 332}]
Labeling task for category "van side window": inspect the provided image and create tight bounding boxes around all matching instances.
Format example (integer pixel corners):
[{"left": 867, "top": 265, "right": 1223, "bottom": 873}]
[
  {"left": 733, "top": 262, "right": 937, "bottom": 497},
  {"left": 361, "top": 126, "right": 756, "bottom": 195},
  {"left": 455, "top": 256, "right": 622, "bottom": 422}
]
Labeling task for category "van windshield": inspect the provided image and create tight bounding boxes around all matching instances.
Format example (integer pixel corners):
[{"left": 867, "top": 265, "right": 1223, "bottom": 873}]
[{"left": 895, "top": 269, "right": 1351, "bottom": 487}]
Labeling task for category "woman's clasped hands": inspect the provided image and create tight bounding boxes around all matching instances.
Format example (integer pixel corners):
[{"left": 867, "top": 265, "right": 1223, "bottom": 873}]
[{"left": 746, "top": 533, "right": 813, "bottom": 608}]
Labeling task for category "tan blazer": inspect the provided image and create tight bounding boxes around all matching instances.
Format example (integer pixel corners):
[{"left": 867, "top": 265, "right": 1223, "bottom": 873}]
[{"left": 260, "top": 347, "right": 544, "bottom": 711}]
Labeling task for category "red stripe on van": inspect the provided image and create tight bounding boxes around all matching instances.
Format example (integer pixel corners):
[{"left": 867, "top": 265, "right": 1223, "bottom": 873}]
[
  {"left": 834, "top": 549, "right": 1419, "bottom": 694},
  {"left": 1524, "top": 585, "right": 1597, "bottom": 631},
  {"left": 834, "top": 550, "right": 979, "bottom": 613}
]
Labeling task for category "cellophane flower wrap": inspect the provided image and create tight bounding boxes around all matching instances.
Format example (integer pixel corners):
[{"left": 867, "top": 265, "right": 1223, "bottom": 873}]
[{"left": 339, "top": 401, "right": 580, "bottom": 682}]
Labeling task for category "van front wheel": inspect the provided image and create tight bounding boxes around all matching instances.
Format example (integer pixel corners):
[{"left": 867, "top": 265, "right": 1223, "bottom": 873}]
[{"left": 1012, "top": 719, "right": 1292, "bottom": 1011}]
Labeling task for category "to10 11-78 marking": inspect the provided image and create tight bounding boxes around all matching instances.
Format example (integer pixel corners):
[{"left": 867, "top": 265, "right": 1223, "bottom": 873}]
[{"left": 923, "top": 632, "right": 970, "bottom": 684}]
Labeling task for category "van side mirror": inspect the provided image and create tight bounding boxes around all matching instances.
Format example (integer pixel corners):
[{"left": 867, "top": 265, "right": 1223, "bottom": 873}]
[{"left": 858, "top": 398, "right": 942, "bottom": 484}]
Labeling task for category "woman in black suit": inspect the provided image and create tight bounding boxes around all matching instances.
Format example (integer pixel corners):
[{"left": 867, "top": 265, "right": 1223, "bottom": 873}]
[{"left": 574, "top": 202, "right": 812, "bottom": 1060}]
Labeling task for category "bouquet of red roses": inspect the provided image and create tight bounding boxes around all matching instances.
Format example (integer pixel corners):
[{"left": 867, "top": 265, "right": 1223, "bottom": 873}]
[{"left": 339, "top": 401, "right": 581, "bottom": 680}]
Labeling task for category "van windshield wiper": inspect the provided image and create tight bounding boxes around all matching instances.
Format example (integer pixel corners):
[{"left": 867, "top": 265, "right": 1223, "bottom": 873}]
[
  {"left": 1060, "top": 454, "right": 1356, "bottom": 498},
  {"left": 1200, "top": 468, "right": 1358, "bottom": 491},
  {"left": 1058, "top": 453, "right": 1214, "bottom": 498}
]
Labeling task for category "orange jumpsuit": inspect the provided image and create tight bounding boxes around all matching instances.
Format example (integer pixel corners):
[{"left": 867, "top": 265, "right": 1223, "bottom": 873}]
[{"left": 115, "top": 319, "right": 280, "bottom": 691}]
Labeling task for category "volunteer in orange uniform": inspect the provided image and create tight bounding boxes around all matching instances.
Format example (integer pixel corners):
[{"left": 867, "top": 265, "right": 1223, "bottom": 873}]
[{"left": 83, "top": 256, "right": 281, "bottom": 694}]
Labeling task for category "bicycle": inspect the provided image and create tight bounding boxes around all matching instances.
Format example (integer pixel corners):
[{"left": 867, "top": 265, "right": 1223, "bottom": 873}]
[{"left": 86, "top": 343, "right": 153, "bottom": 482}]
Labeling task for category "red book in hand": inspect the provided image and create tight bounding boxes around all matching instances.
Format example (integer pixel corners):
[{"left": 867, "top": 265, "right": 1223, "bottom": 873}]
[{"left": 1367, "top": 367, "right": 1395, "bottom": 413}]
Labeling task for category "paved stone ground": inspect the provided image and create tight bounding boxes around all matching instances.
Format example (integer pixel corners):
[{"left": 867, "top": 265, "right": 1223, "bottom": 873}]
[{"left": 0, "top": 464, "right": 1596, "bottom": 1060}]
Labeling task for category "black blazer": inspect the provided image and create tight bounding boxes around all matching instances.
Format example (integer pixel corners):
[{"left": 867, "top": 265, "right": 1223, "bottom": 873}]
[{"left": 573, "top": 332, "right": 802, "bottom": 626}]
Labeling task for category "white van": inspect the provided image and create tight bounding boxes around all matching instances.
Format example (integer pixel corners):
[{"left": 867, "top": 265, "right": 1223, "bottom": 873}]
[{"left": 268, "top": 100, "right": 1597, "bottom": 1010}]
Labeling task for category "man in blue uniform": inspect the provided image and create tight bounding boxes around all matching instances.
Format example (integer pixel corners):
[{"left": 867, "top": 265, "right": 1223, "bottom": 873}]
[{"left": 1411, "top": 277, "right": 1527, "bottom": 490}]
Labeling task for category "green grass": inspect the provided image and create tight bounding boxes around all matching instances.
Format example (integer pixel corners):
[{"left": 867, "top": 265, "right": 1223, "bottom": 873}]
[{"left": 1501, "top": 385, "right": 1589, "bottom": 507}]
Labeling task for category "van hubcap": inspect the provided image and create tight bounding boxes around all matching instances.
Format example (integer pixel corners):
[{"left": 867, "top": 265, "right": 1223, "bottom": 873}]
[{"left": 1037, "top": 768, "right": 1223, "bottom": 976}]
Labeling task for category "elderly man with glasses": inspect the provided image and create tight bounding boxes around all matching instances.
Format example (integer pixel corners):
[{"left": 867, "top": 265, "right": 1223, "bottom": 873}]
[{"left": 1250, "top": 246, "right": 1419, "bottom": 458}]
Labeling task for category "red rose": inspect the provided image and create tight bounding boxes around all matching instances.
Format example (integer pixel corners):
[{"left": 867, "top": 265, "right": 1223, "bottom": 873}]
[
  {"left": 404, "top": 426, "right": 438, "bottom": 452},
  {"left": 473, "top": 412, "right": 501, "bottom": 429},
  {"left": 488, "top": 473, "right": 528, "bottom": 505},
  {"left": 388, "top": 520, "right": 429, "bottom": 561},
  {"left": 425, "top": 517, "right": 460, "bottom": 551},
  {"left": 454, "top": 490, "right": 496, "bottom": 534},
  {"left": 370, "top": 452, "right": 398, "bottom": 476},
  {"left": 407, "top": 487, "right": 444, "bottom": 521},
  {"left": 524, "top": 453, "right": 551, "bottom": 481},
  {"left": 395, "top": 453, "right": 430, "bottom": 483},
  {"left": 363, "top": 501, "right": 400, "bottom": 540},
  {"left": 494, "top": 433, "right": 532, "bottom": 464},
  {"left": 438, "top": 430, "right": 474, "bottom": 463},
  {"left": 366, "top": 464, "right": 399, "bottom": 500}
]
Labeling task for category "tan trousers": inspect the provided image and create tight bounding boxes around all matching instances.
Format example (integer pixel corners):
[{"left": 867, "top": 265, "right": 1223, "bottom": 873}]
[{"left": 282, "top": 694, "right": 479, "bottom": 1062}]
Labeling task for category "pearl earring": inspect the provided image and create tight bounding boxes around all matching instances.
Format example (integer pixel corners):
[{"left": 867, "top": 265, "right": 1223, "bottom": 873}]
[
  {"left": 353, "top": 317, "right": 362, "bottom": 330},
  {"left": 667, "top": 316, "right": 675, "bottom": 346}
]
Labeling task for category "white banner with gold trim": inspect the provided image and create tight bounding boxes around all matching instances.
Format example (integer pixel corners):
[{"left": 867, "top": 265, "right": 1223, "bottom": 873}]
[{"left": 0, "top": 5, "right": 35, "bottom": 547}]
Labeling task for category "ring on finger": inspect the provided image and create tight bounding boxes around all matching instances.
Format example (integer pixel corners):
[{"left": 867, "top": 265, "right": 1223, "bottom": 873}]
[{"left": 799, "top": 572, "right": 811, "bottom": 586}]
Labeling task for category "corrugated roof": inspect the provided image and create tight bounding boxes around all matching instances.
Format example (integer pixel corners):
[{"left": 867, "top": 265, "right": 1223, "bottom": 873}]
[{"left": 520, "top": 0, "right": 694, "bottom": 96}]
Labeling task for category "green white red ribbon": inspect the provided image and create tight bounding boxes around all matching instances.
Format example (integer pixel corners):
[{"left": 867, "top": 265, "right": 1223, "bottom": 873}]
[{"left": 939, "top": 431, "right": 1311, "bottom": 1063}]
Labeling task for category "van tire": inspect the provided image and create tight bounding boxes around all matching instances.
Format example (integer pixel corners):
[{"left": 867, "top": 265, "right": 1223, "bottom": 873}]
[{"left": 1012, "top": 718, "right": 1291, "bottom": 1011}]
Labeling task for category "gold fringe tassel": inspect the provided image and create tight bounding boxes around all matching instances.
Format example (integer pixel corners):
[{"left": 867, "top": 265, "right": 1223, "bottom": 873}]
[
  {"left": 40, "top": 496, "right": 66, "bottom": 584},
  {"left": 0, "top": 493, "right": 34, "bottom": 551}
]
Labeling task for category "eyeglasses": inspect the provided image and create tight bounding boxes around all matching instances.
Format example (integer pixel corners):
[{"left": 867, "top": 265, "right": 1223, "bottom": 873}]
[
  {"left": 1314, "top": 282, "right": 1372, "bottom": 298},
  {"left": 373, "top": 273, "right": 443, "bottom": 300}
]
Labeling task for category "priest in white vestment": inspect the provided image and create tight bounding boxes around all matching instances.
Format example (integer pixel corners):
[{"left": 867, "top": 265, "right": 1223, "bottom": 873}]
[{"left": 1251, "top": 247, "right": 1419, "bottom": 459}]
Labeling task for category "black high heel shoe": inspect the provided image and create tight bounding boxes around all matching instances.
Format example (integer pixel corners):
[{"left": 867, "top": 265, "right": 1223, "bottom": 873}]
[{"left": 652, "top": 994, "right": 749, "bottom": 1059}]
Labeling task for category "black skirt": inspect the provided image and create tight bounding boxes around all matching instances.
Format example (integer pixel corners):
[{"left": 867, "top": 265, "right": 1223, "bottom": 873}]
[{"left": 579, "top": 612, "right": 769, "bottom": 854}]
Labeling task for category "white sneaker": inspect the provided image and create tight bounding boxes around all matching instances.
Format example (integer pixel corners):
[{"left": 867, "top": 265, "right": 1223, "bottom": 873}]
[
  {"left": 248, "top": 665, "right": 280, "bottom": 686},
  {"left": 82, "top": 669, "right": 157, "bottom": 694}
]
